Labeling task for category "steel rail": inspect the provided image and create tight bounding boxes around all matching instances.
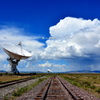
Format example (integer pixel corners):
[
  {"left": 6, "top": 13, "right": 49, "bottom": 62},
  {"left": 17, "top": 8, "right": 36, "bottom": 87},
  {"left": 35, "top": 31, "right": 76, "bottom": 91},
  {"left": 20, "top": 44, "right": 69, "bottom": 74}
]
[
  {"left": 57, "top": 76, "right": 82, "bottom": 100},
  {"left": 0, "top": 77, "right": 33, "bottom": 88}
]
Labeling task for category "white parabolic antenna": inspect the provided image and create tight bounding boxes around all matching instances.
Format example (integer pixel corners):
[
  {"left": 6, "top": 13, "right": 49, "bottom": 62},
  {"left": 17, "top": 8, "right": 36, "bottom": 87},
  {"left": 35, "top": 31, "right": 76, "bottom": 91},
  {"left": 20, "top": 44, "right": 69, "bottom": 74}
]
[
  {"left": 3, "top": 43, "right": 31, "bottom": 60},
  {"left": 47, "top": 69, "right": 52, "bottom": 73},
  {"left": 3, "top": 43, "right": 31, "bottom": 74}
]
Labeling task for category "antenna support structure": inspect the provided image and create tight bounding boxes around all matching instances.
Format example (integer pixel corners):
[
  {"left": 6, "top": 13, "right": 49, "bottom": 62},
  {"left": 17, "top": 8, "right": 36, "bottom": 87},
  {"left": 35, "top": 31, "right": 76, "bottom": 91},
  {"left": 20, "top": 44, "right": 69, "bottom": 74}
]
[
  {"left": 3, "top": 42, "right": 31, "bottom": 75},
  {"left": 7, "top": 58, "right": 20, "bottom": 74}
]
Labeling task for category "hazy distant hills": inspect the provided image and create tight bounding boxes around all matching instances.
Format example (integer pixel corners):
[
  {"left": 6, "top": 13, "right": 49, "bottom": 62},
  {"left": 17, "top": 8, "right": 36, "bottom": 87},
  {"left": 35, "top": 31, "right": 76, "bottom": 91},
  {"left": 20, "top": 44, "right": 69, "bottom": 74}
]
[
  {"left": 64, "top": 70, "right": 100, "bottom": 73},
  {"left": 0, "top": 70, "right": 6, "bottom": 73},
  {"left": 0, "top": 70, "right": 100, "bottom": 73}
]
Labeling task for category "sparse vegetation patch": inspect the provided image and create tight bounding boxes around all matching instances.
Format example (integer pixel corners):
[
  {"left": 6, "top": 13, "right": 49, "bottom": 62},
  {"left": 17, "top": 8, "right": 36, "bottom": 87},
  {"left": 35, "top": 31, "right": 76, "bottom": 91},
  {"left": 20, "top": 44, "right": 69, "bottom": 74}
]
[{"left": 59, "top": 73, "right": 100, "bottom": 98}]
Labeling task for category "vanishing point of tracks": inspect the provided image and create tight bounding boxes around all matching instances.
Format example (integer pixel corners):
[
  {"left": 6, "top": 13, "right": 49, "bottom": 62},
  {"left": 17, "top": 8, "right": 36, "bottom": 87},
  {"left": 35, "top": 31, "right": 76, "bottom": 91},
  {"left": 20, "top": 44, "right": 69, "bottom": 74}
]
[
  {"left": 34, "top": 76, "right": 99, "bottom": 100},
  {"left": 16, "top": 76, "right": 100, "bottom": 100}
]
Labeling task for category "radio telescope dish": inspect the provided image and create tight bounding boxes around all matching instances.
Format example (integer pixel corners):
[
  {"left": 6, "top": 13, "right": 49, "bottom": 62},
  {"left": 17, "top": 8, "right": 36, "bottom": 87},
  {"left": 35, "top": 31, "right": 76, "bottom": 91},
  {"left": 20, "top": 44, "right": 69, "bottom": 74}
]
[
  {"left": 3, "top": 43, "right": 31, "bottom": 60},
  {"left": 47, "top": 69, "right": 52, "bottom": 73},
  {"left": 2, "top": 43, "right": 32, "bottom": 74}
]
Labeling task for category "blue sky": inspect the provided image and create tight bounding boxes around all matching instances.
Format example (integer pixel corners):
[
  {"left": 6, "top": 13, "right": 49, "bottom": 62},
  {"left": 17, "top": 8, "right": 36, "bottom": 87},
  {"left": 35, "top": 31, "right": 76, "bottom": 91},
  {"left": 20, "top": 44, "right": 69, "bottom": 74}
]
[{"left": 0, "top": 0, "right": 100, "bottom": 72}]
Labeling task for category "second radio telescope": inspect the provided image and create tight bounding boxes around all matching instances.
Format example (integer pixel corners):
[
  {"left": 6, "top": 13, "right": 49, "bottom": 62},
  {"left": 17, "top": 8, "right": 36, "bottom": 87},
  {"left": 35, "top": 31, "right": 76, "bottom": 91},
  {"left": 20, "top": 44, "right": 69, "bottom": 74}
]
[{"left": 47, "top": 69, "right": 52, "bottom": 73}]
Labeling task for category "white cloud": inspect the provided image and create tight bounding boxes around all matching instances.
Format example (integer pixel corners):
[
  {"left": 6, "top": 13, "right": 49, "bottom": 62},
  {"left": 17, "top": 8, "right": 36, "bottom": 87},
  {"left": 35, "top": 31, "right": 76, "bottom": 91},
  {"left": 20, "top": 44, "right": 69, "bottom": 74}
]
[
  {"left": 23, "top": 40, "right": 44, "bottom": 51},
  {"left": 90, "top": 64, "right": 100, "bottom": 71},
  {"left": 3, "top": 64, "right": 11, "bottom": 71},
  {"left": 31, "top": 61, "right": 68, "bottom": 72},
  {"left": 38, "top": 62, "right": 66, "bottom": 69},
  {"left": 50, "top": 17, "right": 100, "bottom": 38},
  {"left": 38, "top": 62, "right": 53, "bottom": 67},
  {"left": 0, "top": 54, "right": 7, "bottom": 60},
  {"left": 0, "top": 26, "right": 44, "bottom": 48},
  {"left": 47, "top": 17, "right": 100, "bottom": 59},
  {"left": 29, "top": 17, "right": 100, "bottom": 62}
]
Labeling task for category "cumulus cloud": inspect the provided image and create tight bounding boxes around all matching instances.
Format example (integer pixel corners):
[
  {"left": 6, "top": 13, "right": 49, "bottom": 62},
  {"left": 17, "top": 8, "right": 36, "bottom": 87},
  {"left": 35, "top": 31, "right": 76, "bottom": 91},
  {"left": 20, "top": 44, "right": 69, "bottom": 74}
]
[
  {"left": 50, "top": 17, "right": 100, "bottom": 38},
  {"left": 27, "top": 61, "right": 68, "bottom": 72},
  {"left": 38, "top": 61, "right": 66, "bottom": 68},
  {"left": 0, "top": 27, "right": 44, "bottom": 49},
  {"left": 29, "top": 17, "right": 100, "bottom": 65},
  {"left": 47, "top": 17, "right": 100, "bottom": 60}
]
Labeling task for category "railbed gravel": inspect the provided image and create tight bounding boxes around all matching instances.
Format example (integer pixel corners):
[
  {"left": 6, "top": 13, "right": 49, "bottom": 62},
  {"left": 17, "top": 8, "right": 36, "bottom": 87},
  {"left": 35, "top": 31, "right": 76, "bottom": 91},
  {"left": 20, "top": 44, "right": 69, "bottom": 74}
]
[
  {"left": 15, "top": 78, "right": 50, "bottom": 100},
  {"left": 15, "top": 76, "right": 100, "bottom": 100},
  {"left": 59, "top": 77, "right": 100, "bottom": 100},
  {"left": 0, "top": 76, "right": 45, "bottom": 100}
]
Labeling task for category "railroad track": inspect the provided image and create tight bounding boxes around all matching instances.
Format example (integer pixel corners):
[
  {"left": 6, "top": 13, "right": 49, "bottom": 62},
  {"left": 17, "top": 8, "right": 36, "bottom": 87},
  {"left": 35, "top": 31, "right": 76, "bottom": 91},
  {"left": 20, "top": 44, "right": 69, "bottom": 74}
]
[
  {"left": 34, "top": 76, "right": 99, "bottom": 100},
  {"left": 0, "top": 77, "right": 33, "bottom": 88}
]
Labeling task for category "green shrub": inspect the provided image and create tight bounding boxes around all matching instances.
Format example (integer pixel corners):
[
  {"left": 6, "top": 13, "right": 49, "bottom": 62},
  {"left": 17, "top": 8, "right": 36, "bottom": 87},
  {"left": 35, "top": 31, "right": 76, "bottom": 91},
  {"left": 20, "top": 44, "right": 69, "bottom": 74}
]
[
  {"left": 90, "top": 85, "right": 96, "bottom": 89},
  {"left": 4, "top": 96, "right": 9, "bottom": 100},
  {"left": 72, "top": 81, "right": 81, "bottom": 87},
  {"left": 95, "top": 88, "right": 100, "bottom": 93},
  {"left": 13, "top": 87, "right": 28, "bottom": 96},
  {"left": 82, "top": 81, "right": 91, "bottom": 87},
  {"left": 12, "top": 77, "right": 47, "bottom": 97}
]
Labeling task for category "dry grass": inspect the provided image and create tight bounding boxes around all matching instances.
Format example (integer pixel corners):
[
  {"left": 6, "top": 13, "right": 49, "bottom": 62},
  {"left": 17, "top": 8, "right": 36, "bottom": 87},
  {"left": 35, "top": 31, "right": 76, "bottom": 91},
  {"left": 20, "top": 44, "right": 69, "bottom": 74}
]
[
  {"left": 0, "top": 75, "right": 30, "bottom": 83},
  {"left": 59, "top": 73, "right": 100, "bottom": 98},
  {"left": 0, "top": 73, "right": 46, "bottom": 83}
]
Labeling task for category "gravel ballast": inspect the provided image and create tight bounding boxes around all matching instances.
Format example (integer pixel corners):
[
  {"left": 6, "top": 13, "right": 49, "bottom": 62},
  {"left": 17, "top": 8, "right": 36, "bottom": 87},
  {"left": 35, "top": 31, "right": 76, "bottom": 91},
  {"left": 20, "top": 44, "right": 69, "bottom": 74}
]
[{"left": 0, "top": 77, "right": 45, "bottom": 99}]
